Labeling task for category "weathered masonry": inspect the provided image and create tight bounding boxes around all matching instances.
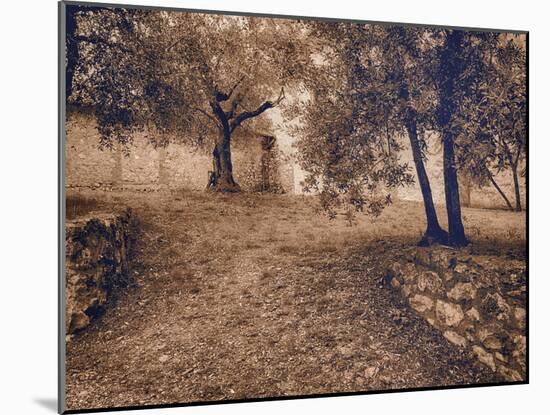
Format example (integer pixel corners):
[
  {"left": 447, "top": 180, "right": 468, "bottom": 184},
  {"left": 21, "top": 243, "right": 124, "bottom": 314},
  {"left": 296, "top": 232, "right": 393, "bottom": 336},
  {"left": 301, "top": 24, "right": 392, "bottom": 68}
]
[
  {"left": 66, "top": 110, "right": 525, "bottom": 211},
  {"left": 66, "top": 111, "right": 295, "bottom": 193},
  {"left": 386, "top": 247, "right": 526, "bottom": 381},
  {"left": 66, "top": 209, "right": 137, "bottom": 334}
]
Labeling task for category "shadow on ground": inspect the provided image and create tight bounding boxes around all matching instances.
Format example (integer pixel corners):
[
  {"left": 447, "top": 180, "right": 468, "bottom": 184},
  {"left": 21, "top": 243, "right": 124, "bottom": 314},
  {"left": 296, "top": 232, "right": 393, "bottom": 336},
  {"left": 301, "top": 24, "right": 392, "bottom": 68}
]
[{"left": 64, "top": 191, "right": 526, "bottom": 411}]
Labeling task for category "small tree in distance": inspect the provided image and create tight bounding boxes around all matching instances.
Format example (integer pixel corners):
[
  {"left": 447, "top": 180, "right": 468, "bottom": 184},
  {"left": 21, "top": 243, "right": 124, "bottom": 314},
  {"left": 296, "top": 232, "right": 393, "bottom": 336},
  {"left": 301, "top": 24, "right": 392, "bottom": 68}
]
[{"left": 456, "top": 35, "right": 527, "bottom": 211}]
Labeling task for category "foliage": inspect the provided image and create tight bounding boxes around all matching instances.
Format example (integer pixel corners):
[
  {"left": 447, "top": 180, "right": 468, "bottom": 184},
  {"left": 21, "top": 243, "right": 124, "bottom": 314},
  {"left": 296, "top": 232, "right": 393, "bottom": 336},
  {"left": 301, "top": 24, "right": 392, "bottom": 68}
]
[
  {"left": 292, "top": 23, "right": 420, "bottom": 218},
  {"left": 455, "top": 35, "right": 527, "bottom": 191},
  {"left": 67, "top": 5, "right": 526, "bottom": 210},
  {"left": 68, "top": 5, "right": 311, "bottom": 151}
]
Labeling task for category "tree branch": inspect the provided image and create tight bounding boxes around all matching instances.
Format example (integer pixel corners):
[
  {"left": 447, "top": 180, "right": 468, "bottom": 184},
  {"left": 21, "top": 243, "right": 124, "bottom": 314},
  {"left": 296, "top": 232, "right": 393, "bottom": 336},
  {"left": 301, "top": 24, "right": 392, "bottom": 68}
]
[
  {"left": 209, "top": 101, "right": 230, "bottom": 131},
  {"left": 226, "top": 94, "right": 242, "bottom": 120},
  {"left": 229, "top": 88, "right": 285, "bottom": 132},
  {"left": 486, "top": 168, "right": 513, "bottom": 210},
  {"left": 166, "top": 34, "right": 188, "bottom": 52},
  {"left": 226, "top": 75, "right": 246, "bottom": 100},
  {"left": 214, "top": 76, "right": 245, "bottom": 103},
  {"left": 514, "top": 141, "right": 523, "bottom": 166},
  {"left": 275, "top": 87, "right": 286, "bottom": 105},
  {"left": 230, "top": 101, "right": 274, "bottom": 132},
  {"left": 190, "top": 106, "right": 220, "bottom": 129}
]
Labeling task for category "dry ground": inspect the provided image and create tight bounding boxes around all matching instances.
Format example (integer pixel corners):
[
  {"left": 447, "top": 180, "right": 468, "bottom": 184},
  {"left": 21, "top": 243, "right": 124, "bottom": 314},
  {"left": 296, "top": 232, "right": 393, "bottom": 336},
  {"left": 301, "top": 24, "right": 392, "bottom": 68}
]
[{"left": 65, "top": 190, "right": 526, "bottom": 410}]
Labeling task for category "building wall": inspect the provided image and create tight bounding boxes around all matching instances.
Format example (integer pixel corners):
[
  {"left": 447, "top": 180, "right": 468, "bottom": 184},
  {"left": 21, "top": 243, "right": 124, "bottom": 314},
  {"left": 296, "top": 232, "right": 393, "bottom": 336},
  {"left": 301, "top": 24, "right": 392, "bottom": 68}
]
[
  {"left": 66, "top": 111, "right": 295, "bottom": 193},
  {"left": 66, "top": 111, "right": 525, "bottom": 210}
]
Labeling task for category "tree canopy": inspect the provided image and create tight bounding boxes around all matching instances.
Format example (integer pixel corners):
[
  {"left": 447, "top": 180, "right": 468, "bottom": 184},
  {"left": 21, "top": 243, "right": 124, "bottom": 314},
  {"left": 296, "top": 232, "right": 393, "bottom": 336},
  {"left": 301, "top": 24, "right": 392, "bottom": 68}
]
[
  {"left": 454, "top": 34, "right": 527, "bottom": 211},
  {"left": 291, "top": 23, "right": 418, "bottom": 218},
  {"left": 67, "top": 5, "right": 313, "bottom": 190},
  {"left": 66, "top": 6, "right": 526, "bottom": 243},
  {"left": 294, "top": 23, "right": 526, "bottom": 245}
]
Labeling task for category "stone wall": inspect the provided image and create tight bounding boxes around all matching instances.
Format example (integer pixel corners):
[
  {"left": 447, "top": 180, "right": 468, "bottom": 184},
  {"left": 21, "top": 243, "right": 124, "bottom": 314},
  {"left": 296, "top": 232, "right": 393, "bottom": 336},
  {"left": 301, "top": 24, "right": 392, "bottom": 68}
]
[
  {"left": 386, "top": 247, "right": 526, "bottom": 381},
  {"left": 66, "top": 111, "right": 295, "bottom": 193},
  {"left": 65, "top": 210, "right": 137, "bottom": 334}
]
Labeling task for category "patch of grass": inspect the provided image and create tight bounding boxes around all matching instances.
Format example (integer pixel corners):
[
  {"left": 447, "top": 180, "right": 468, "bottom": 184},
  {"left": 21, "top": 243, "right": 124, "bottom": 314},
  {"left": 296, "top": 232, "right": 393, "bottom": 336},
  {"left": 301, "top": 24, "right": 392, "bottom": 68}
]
[
  {"left": 244, "top": 241, "right": 262, "bottom": 250},
  {"left": 66, "top": 189, "right": 526, "bottom": 259},
  {"left": 277, "top": 244, "right": 299, "bottom": 255}
]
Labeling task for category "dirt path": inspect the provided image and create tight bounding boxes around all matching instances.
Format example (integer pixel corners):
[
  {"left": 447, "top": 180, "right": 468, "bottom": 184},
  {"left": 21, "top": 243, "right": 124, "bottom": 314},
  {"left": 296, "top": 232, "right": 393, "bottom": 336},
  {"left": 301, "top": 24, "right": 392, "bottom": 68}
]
[{"left": 66, "top": 193, "right": 503, "bottom": 410}]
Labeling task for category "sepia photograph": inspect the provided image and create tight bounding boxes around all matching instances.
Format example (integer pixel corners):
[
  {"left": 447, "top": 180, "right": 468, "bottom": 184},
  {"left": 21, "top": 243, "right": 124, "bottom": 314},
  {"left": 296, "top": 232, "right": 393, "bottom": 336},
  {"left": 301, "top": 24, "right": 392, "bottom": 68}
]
[{"left": 60, "top": 1, "right": 527, "bottom": 412}]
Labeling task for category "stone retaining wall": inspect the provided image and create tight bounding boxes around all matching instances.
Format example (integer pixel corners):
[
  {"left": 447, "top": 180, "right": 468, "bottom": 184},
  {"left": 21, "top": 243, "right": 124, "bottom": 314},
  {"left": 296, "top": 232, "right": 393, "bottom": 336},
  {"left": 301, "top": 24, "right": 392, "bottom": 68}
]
[
  {"left": 65, "top": 210, "right": 137, "bottom": 334},
  {"left": 386, "top": 247, "right": 526, "bottom": 381}
]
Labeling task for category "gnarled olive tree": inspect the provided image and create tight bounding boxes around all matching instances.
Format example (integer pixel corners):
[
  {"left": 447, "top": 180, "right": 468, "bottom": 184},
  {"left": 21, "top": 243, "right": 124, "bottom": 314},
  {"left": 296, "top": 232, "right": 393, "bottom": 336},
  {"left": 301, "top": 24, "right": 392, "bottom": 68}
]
[{"left": 67, "top": 5, "right": 311, "bottom": 191}]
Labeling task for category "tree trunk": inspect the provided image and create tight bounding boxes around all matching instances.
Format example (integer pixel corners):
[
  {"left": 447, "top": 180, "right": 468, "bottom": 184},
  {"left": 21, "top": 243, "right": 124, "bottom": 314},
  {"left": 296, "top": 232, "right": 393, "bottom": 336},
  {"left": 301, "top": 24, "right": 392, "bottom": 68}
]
[
  {"left": 443, "top": 131, "right": 469, "bottom": 247},
  {"left": 460, "top": 175, "right": 471, "bottom": 208},
  {"left": 207, "top": 130, "right": 241, "bottom": 192},
  {"left": 436, "top": 30, "right": 468, "bottom": 247},
  {"left": 207, "top": 145, "right": 222, "bottom": 188},
  {"left": 487, "top": 170, "right": 514, "bottom": 210},
  {"left": 405, "top": 118, "right": 448, "bottom": 246},
  {"left": 511, "top": 164, "right": 522, "bottom": 211}
]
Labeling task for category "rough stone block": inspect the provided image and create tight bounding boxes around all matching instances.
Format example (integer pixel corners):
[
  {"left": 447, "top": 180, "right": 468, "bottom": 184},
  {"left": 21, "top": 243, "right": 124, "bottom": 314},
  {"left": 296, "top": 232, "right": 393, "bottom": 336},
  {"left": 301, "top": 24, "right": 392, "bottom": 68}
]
[
  {"left": 443, "top": 330, "right": 468, "bottom": 347},
  {"left": 448, "top": 282, "right": 477, "bottom": 301},
  {"left": 436, "top": 300, "right": 464, "bottom": 327},
  {"left": 409, "top": 294, "right": 434, "bottom": 313},
  {"left": 417, "top": 271, "right": 443, "bottom": 293},
  {"left": 514, "top": 307, "right": 526, "bottom": 330},
  {"left": 465, "top": 307, "right": 481, "bottom": 322},
  {"left": 480, "top": 293, "right": 511, "bottom": 322},
  {"left": 472, "top": 345, "right": 496, "bottom": 371}
]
